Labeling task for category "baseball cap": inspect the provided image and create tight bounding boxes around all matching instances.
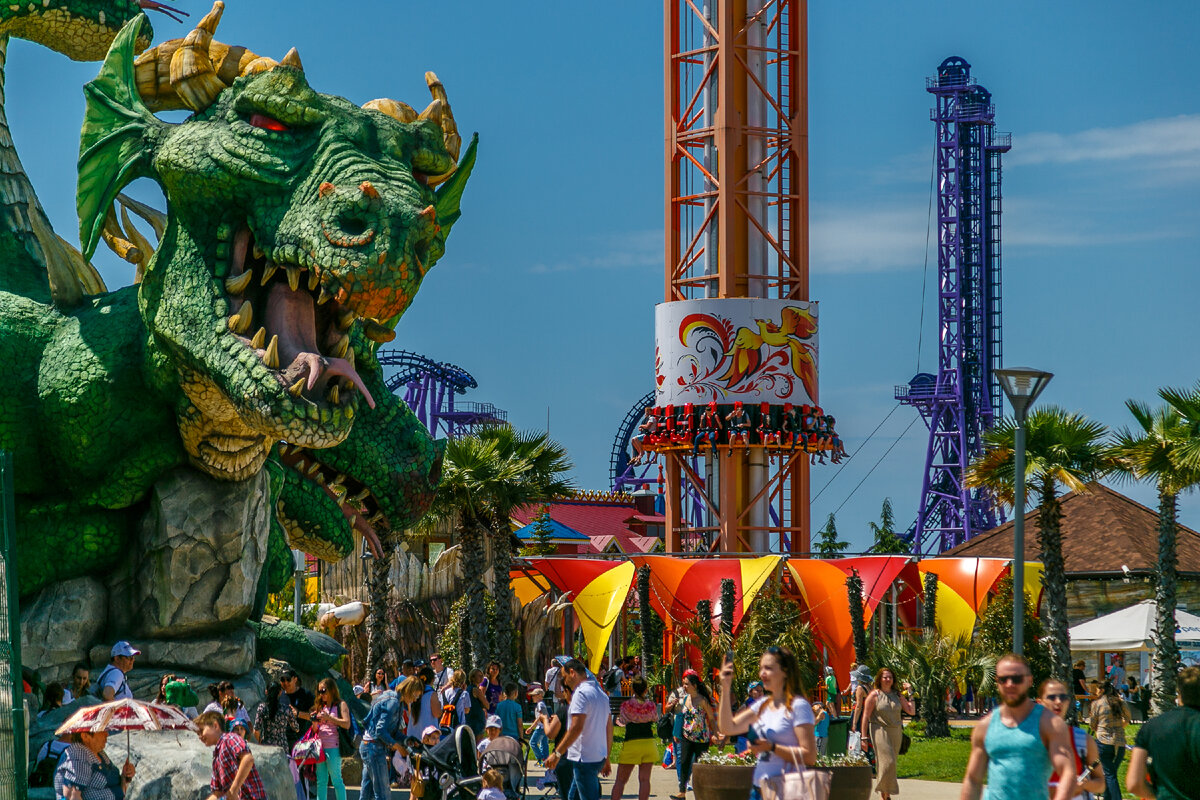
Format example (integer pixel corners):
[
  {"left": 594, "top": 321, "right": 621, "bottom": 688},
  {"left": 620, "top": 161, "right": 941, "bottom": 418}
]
[
  {"left": 111, "top": 641, "right": 141, "bottom": 658},
  {"left": 422, "top": 725, "right": 440, "bottom": 738},
  {"left": 486, "top": 715, "right": 502, "bottom": 729}
]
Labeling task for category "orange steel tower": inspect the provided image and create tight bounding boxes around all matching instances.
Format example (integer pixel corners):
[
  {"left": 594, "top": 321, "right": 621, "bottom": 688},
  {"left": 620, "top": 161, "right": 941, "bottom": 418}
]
[{"left": 653, "top": 0, "right": 818, "bottom": 555}]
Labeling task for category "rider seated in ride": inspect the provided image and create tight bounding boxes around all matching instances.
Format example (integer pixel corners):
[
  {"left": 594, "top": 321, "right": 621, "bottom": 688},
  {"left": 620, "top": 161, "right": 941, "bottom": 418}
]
[
  {"left": 726, "top": 401, "right": 752, "bottom": 454},
  {"left": 694, "top": 401, "right": 723, "bottom": 455},
  {"left": 758, "top": 401, "right": 782, "bottom": 449},
  {"left": 825, "top": 415, "right": 847, "bottom": 463},
  {"left": 630, "top": 406, "right": 656, "bottom": 465},
  {"left": 809, "top": 407, "right": 827, "bottom": 464},
  {"left": 674, "top": 403, "right": 695, "bottom": 445}
]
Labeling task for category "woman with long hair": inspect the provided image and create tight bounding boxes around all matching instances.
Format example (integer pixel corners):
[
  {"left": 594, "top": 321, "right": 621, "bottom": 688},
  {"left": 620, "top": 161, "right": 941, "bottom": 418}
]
[
  {"left": 467, "top": 668, "right": 488, "bottom": 735},
  {"left": 718, "top": 647, "right": 817, "bottom": 800},
  {"left": 368, "top": 667, "right": 390, "bottom": 699},
  {"left": 673, "top": 672, "right": 718, "bottom": 800},
  {"left": 252, "top": 682, "right": 298, "bottom": 747},
  {"left": 441, "top": 670, "right": 470, "bottom": 730},
  {"left": 611, "top": 677, "right": 658, "bottom": 800},
  {"left": 312, "top": 677, "right": 351, "bottom": 800},
  {"left": 861, "top": 667, "right": 916, "bottom": 800},
  {"left": 1088, "top": 680, "right": 1130, "bottom": 800},
  {"left": 1040, "top": 678, "right": 1104, "bottom": 800}
]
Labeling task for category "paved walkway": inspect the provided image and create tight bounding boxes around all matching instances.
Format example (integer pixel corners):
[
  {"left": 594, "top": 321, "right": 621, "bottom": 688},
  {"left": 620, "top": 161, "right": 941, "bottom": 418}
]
[{"left": 344, "top": 761, "right": 963, "bottom": 800}]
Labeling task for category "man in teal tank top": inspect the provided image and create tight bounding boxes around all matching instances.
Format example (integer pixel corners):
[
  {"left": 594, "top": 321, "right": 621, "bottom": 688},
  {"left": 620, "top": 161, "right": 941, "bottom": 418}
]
[{"left": 960, "top": 653, "right": 1077, "bottom": 800}]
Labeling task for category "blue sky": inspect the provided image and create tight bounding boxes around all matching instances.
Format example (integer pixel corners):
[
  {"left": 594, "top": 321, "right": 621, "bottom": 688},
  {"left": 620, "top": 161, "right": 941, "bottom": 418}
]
[{"left": 12, "top": 1, "right": 1200, "bottom": 552}]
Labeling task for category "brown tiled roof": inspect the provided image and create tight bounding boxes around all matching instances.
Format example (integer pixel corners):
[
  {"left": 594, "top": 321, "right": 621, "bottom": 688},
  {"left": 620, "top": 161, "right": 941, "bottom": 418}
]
[{"left": 944, "top": 482, "right": 1200, "bottom": 576}]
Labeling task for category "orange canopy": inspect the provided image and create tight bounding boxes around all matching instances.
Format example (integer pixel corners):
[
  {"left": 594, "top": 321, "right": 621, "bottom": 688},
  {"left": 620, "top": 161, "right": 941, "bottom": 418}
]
[
  {"left": 824, "top": 556, "right": 917, "bottom": 624},
  {"left": 629, "top": 555, "right": 694, "bottom": 628},
  {"left": 526, "top": 558, "right": 621, "bottom": 597},
  {"left": 785, "top": 558, "right": 859, "bottom": 681},
  {"left": 631, "top": 555, "right": 780, "bottom": 633},
  {"left": 917, "top": 558, "right": 1010, "bottom": 614}
]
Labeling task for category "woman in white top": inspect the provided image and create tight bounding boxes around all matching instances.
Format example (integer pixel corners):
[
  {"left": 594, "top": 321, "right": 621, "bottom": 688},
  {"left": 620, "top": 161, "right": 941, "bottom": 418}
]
[{"left": 718, "top": 646, "right": 817, "bottom": 799}]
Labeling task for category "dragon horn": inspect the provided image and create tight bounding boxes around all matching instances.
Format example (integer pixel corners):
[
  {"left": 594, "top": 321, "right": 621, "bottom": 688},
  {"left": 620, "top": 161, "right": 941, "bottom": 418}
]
[
  {"left": 280, "top": 47, "right": 303, "bottom": 70},
  {"left": 424, "top": 72, "right": 461, "bottom": 163},
  {"left": 169, "top": 0, "right": 227, "bottom": 111},
  {"left": 363, "top": 98, "right": 418, "bottom": 123}
]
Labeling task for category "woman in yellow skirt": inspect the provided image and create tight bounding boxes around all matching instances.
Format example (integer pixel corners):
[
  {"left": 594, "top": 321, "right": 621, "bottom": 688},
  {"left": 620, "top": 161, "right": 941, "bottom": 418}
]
[{"left": 612, "top": 677, "right": 661, "bottom": 800}]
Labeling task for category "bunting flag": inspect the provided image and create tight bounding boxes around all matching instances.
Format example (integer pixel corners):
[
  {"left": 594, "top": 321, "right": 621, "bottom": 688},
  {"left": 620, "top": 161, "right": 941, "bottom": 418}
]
[
  {"left": 629, "top": 555, "right": 695, "bottom": 628},
  {"left": 785, "top": 559, "right": 859, "bottom": 681},
  {"left": 571, "top": 561, "right": 636, "bottom": 673},
  {"left": 825, "top": 556, "right": 917, "bottom": 624},
  {"left": 917, "top": 558, "right": 1011, "bottom": 614}
]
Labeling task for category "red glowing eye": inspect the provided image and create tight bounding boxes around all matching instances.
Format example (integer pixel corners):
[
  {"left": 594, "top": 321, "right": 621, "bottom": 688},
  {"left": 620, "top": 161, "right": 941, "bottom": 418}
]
[{"left": 249, "top": 113, "right": 288, "bottom": 132}]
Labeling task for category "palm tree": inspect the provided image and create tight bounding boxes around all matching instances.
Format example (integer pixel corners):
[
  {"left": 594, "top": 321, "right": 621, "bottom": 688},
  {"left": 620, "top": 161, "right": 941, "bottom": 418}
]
[
  {"left": 1111, "top": 396, "right": 1200, "bottom": 714},
  {"left": 474, "top": 426, "right": 574, "bottom": 678},
  {"left": 419, "top": 435, "right": 522, "bottom": 672},
  {"left": 966, "top": 406, "right": 1108, "bottom": 697},
  {"left": 876, "top": 633, "right": 993, "bottom": 738},
  {"left": 419, "top": 428, "right": 573, "bottom": 677}
]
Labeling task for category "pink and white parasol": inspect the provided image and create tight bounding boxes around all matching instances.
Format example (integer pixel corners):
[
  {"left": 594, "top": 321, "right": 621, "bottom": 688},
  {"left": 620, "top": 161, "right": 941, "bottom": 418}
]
[{"left": 55, "top": 698, "right": 196, "bottom": 735}]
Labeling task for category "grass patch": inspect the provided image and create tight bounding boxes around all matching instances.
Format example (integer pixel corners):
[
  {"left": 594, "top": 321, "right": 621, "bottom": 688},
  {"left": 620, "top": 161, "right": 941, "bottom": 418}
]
[{"left": 896, "top": 724, "right": 972, "bottom": 783}]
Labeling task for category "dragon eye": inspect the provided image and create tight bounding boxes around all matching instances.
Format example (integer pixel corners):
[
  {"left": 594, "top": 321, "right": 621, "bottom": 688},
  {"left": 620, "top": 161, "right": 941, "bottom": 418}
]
[{"left": 249, "top": 113, "right": 289, "bottom": 132}]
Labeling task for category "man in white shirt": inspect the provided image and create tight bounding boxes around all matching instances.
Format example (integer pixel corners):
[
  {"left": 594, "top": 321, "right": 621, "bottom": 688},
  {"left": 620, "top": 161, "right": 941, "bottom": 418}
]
[
  {"left": 544, "top": 659, "right": 612, "bottom": 800},
  {"left": 429, "top": 652, "right": 453, "bottom": 692},
  {"left": 97, "top": 641, "right": 140, "bottom": 701}
]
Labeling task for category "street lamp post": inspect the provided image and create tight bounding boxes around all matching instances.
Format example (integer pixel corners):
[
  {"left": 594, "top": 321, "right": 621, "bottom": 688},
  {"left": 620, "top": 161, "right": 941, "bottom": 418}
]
[{"left": 995, "top": 367, "right": 1053, "bottom": 656}]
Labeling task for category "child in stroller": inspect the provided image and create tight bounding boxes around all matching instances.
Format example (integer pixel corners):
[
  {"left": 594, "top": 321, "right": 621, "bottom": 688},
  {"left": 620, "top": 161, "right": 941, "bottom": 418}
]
[
  {"left": 479, "top": 734, "right": 528, "bottom": 800},
  {"left": 411, "top": 725, "right": 484, "bottom": 800},
  {"left": 478, "top": 769, "right": 506, "bottom": 800}
]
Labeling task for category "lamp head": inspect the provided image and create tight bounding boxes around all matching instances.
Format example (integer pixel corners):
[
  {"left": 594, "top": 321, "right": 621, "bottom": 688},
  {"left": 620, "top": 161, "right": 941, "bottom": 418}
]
[{"left": 995, "top": 367, "right": 1054, "bottom": 420}]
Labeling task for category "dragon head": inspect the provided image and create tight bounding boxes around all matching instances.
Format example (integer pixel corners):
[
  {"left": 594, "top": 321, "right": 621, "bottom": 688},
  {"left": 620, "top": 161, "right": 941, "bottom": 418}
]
[{"left": 78, "top": 9, "right": 475, "bottom": 481}]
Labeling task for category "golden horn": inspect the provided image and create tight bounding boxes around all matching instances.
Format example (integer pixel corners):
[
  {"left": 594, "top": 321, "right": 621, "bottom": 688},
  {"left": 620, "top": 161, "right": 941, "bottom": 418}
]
[
  {"left": 169, "top": 1, "right": 227, "bottom": 111},
  {"left": 363, "top": 98, "right": 418, "bottom": 123},
  {"left": 417, "top": 98, "right": 443, "bottom": 125},
  {"left": 425, "top": 71, "right": 461, "bottom": 162},
  {"left": 280, "top": 47, "right": 303, "bottom": 69}
]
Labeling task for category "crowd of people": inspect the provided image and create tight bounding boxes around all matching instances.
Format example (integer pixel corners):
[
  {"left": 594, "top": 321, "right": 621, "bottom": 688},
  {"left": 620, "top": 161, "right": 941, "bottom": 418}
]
[{"left": 31, "top": 635, "right": 1200, "bottom": 800}]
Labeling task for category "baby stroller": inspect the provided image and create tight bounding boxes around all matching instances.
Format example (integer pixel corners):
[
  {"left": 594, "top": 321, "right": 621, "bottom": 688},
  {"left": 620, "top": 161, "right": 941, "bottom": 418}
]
[
  {"left": 479, "top": 735, "right": 528, "bottom": 800},
  {"left": 411, "top": 726, "right": 484, "bottom": 800}
]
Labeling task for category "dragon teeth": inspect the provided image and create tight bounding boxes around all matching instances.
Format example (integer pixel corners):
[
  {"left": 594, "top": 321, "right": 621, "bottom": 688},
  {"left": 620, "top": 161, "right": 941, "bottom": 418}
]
[
  {"left": 308, "top": 270, "right": 320, "bottom": 292},
  {"left": 264, "top": 335, "right": 280, "bottom": 369},
  {"left": 328, "top": 384, "right": 340, "bottom": 406},
  {"left": 260, "top": 263, "right": 278, "bottom": 285},
  {"left": 250, "top": 327, "right": 267, "bottom": 349},
  {"left": 228, "top": 306, "right": 252, "bottom": 334},
  {"left": 351, "top": 489, "right": 369, "bottom": 504},
  {"left": 318, "top": 287, "right": 332, "bottom": 305},
  {"left": 288, "top": 378, "right": 305, "bottom": 397},
  {"left": 286, "top": 265, "right": 301, "bottom": 292},
  {"left": 337, "top": 309, "right": 356, "bottom": 330},
  {"left": 333, "top": 334, "right": 350, "bottom": 358},
  {"left": 225, "top": 271, "right": 253, "bottom": 295}
]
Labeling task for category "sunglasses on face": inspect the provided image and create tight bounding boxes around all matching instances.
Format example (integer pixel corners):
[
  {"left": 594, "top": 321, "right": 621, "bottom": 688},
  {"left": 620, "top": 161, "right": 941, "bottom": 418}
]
[
  {"left": 996, "top": 674, "right": 1030, "bottom": 685},
  {"left": 1043, "top": 693, "right": 1071, "bottom": 702}
]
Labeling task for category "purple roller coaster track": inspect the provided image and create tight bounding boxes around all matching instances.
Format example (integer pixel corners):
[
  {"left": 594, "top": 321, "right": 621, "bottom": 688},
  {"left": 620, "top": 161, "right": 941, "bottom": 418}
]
[
  {"left": 378, "top": 350, "right": 507, "bottom": 439},
  {"left": 897, "top": 57, "right": 1011, "bottom": 554}
]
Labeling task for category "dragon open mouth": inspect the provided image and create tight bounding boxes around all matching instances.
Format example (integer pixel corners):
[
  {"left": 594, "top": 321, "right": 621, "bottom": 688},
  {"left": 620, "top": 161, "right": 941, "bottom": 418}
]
[
  {"left": 277, "top": 442, "right": 387, "bottom": 557},
  {"left": 222, "top": 224, "right": 376, "bottom": 411}
]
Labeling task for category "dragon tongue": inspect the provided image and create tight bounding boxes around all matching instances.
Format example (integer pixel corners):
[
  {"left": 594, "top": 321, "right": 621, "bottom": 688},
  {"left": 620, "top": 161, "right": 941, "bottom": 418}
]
[
  {"left": 264, "top": 279, "right": 318, "bottom": 367},
  {"left": 323, "top": 357, "right": 375, "bottom": 409}
]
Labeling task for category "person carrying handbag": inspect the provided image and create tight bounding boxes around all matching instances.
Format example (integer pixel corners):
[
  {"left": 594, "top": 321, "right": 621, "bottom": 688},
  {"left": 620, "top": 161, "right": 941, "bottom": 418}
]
[
  {"left": 717, "top": 647, "right": 828, "bottom": 800},
  {"left": 311, "top": 678, "right": 350, "bottom": 800}
]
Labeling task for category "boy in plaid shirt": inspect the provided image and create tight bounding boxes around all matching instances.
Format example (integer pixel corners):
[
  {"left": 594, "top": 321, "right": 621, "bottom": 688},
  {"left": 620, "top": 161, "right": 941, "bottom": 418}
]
[{"left": 195, "top": 711, "right": 267, "bottom": 800}]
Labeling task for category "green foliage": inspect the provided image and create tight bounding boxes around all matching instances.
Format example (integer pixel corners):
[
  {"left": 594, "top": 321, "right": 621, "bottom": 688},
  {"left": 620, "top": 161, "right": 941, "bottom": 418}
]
[
  {"left": 869, "top": 498, "right": 908, "bottom": 554},
  {"left": 875, "top": 632, "right": 993, "bottom": 738},
  {"left": 814, "top": 513, "right": 849, "bottom": 557},
  {"left": 520, "top": 508, "right": 557, "bottom": 556},
  {"left": 437, "top": 592, "right": 505, "bottom": 673},
  {"left": 846, "top": 570, "right": 868, "bottom": 664},
  {"left": 731, "top": 584, "right": 818, "bottom": 699},
  {"left": 975, "top": 574, "right": 1052, "bottom": 688},
  {"left": 921, "top": 572, "right": 938, "bottom": 632}
]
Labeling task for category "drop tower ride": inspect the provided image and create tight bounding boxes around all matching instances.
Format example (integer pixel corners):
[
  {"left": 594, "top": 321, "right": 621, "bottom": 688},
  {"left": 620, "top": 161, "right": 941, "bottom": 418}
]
[
  {"left": 647, "top": 0, "right": 821, "bottom": 554},
  {"left": 897, "top": 57, "right": 1011, "bottom": 553}
]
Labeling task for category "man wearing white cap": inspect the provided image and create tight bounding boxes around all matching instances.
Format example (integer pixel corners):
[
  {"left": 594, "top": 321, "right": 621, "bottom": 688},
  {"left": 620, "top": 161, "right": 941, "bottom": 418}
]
[{"left": 97, "top": 641, "right": 140, "bottom": 701}]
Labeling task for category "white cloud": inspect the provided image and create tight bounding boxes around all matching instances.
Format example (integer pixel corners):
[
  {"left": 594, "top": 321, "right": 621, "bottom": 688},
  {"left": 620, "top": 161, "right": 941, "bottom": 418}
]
[
  {"left": 529, "top": 229, "right": 662, "bottom": 273},
  {"left": 811, "top": 205, "right": 930, "bottom": 273},
  {"left": 1010, "top": 114, "right": 1200, "bottom": 167}
]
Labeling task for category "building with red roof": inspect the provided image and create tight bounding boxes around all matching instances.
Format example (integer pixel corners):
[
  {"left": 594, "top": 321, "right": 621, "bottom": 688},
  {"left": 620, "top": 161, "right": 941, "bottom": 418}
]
[{"left": 512, "top": 489, "right": 665, "bottom": 554}]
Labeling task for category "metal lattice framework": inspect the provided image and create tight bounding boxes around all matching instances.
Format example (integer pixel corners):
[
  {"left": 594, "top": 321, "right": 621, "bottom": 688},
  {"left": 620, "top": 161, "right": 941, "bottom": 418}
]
[
  {"left": 897, "top": 57, "right": 1011, "bottom": 553},
  {"left": 662, "top": 0, "right": 811, "bottom": 554},
  {"left": 378, "top": 350, "right": 507, "bottom": 439}
]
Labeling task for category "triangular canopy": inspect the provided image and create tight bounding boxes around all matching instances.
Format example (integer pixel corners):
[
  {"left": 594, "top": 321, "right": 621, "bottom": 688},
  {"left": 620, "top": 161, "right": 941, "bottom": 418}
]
[
  {"left": 1069, "top": 599, "right": 1200, "bottom": 652},
  {"left": 827, "top": 556, "right": 917, "bottom": 624}
]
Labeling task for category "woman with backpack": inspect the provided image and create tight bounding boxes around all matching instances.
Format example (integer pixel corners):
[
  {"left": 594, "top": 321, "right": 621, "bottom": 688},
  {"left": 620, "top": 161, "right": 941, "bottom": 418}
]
[
  {"left": 440, "top": 670, "right": 471, "bottom": 731},
  {"left": 312, "top": 678, "right": 351, "bottom": 800},
  {"left": 1088, "top": 680, "right": 1131, "bottom": 800}
]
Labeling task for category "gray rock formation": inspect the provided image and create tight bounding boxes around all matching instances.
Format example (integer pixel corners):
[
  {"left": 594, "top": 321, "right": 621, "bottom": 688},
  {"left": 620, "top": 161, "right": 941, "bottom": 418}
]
[
  {"left": 108, "top": 467, "right": 271, "bottom": 638},
  {"left": 88, "top": 628, "right": 256, "bottom": 678},
  {"left": 21, "top": 577, "right": 107, "bottom": 683}
]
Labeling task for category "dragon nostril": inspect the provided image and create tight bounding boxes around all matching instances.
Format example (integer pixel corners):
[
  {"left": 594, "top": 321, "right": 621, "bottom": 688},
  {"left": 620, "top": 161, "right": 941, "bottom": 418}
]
[{"left": 337, "top": 211, "right": 370, "bottom": 238}]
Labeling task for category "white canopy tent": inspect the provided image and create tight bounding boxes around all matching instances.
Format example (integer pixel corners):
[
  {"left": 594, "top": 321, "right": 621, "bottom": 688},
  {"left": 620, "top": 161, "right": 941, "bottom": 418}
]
[{"left": 1069, "top": 599, "right": 1200, "bottom": 651}]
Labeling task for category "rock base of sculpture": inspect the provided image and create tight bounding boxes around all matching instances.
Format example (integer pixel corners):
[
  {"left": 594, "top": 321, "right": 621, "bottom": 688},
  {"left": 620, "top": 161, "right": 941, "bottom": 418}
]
[{"left": 29, "top": 729, "right": 293, "bottom": 800}]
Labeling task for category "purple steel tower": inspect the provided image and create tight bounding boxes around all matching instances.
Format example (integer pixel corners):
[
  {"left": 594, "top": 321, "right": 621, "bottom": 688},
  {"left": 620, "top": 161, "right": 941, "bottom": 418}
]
[{"left": 896, "top": 57, "right": 1011, "bottom": 553}]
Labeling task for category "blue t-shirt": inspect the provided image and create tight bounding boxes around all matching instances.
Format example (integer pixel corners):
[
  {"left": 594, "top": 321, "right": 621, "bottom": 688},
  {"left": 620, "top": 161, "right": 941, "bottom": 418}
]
[
  {"left": 497, "top": 698, "right": 524, "bottom": 740},
  {"left": 813, "top": 711, "right": 830, "bottom": 738}
]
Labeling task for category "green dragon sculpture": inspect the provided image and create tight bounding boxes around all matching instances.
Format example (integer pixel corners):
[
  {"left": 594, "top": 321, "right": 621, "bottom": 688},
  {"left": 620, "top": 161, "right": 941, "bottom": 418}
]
[{"left": 1, "top": 3, "right": 474, "bottom": 601}]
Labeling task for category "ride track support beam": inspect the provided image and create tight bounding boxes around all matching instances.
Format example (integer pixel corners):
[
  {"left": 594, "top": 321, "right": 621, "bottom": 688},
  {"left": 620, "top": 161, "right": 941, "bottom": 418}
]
[{"left": 663, "top": 0, "right": 811, "bottom": 554}]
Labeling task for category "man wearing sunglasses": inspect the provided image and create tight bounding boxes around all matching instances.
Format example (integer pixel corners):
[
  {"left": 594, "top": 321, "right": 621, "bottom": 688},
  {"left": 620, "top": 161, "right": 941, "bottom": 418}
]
[{"left": 960, "top": 653, "right": 1076, "bottom": 800}]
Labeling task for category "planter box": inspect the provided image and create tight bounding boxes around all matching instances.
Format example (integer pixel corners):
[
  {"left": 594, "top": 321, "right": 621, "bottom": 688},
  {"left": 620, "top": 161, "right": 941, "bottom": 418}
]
[
  {"left": 814, "top": 765, "right": 873, "bottom": 800},
  {"left": 692, "top": 763, "right": 756, "bottom": 800},
  {"left": 692, "top": 762, "right": 872, "bottom": 800}
]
